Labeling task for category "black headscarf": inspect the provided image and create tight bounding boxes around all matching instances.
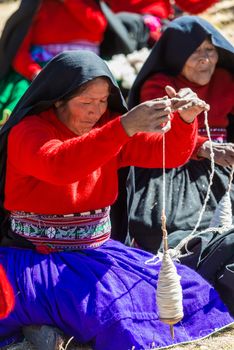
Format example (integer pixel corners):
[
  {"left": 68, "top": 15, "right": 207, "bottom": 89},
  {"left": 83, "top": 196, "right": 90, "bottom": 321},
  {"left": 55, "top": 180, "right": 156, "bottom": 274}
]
[
  {"left": 0, "top": 0, "right": 41, "bottom": 80},
  {"left": 98, "top": 1, "right": 149, "bottom": 57},
  {"left": 128, "top": 15, "right": 234, "bottom": 109},
  {"left": 0, "top": 50, "right": 127, "bottom": 241}
]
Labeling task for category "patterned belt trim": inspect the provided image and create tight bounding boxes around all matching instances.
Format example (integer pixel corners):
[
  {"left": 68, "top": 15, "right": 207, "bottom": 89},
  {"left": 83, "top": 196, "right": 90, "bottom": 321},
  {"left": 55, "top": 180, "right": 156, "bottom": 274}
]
[
  {"left": 10, "top": 207, "right": 111, "bottom": 253},
  {"left": 31, "top": 42, "right": 100, "bottom": 62},
  {"left": 199, "top": 127, "right": 226, "bottom": 143}
]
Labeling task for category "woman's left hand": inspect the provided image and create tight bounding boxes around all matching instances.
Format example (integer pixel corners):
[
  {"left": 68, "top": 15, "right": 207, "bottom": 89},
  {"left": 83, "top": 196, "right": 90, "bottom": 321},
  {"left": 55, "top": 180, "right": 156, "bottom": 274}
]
[
  {"left": 198, "top": 141, "right": 234, "bottom": 167},
  {"left": 165, "top": 85, "right": 210, "bottom": 123}
]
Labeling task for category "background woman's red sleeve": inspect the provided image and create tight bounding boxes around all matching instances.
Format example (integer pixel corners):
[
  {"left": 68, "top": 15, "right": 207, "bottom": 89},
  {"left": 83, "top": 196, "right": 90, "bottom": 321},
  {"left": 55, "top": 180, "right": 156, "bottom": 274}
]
[
  {"left": 12, "top": 28, "right": 41, "bottom": 81},
  {"left": 175, "top": 0, "right": 218, "bottom": 14},
  {"left": 107, "top": 0, "right": 172, "bottom": 19}
]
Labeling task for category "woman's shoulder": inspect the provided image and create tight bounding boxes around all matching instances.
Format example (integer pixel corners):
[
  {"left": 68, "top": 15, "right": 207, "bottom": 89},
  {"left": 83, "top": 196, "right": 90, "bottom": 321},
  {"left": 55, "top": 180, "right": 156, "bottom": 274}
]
[
  {"left": 9, "top": 110, "right": 55, "bottom": 139},
  {"left": 212, "top": 67, "right": 233, "bottom": 83},
  {"left": 142, "top": 72, "right": 175, "bottom": 91},
  {"left": 140, "top": 72, "right": 175, "bottom": 101}
]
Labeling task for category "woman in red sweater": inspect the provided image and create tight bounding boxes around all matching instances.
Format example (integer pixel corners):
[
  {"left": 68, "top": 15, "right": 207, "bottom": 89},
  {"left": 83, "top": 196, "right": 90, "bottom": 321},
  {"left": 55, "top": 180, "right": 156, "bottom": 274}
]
[
  {"left": 0, "top": 50, "right": 232, "bottom": 349},
  {"left": 0, "top": 0, "right": 107, "bottom": 125},
  {"left": 127, "top": 16, "right": 234, "bottom": 315}
]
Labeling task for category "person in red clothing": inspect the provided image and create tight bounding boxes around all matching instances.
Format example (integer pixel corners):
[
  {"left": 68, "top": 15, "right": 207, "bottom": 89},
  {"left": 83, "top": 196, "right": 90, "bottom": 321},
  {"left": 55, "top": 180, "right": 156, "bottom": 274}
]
[
  {"left": 127, "top": 15, "right": 234, "bottom": 315},
  {"left": 0, "top": 0, "right": 107, "bottom": 125},
  {"left": 0, "top": 49, "right": 232, "bottom": 349},
  {"left": 0, "top": 0, "right": 219, "bottom": 126},
  {"left": 12, "top": 0, "right": 107, "bottom": 81},
  {"left": 105, "top": 0, "right": 218, "bottom": 44},
  {"left": 107, "top": 0, "right": 218, "bottom": 19}
]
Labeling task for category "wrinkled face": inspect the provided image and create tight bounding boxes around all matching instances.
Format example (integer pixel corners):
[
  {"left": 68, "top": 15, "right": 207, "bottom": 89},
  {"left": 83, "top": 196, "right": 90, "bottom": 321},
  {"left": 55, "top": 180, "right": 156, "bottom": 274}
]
[
  {"left": 181, "top": 38, "right": 218, "bottom": 86},
  {"left": 56, "top": 78, "right": 110, "bottom": 135}
]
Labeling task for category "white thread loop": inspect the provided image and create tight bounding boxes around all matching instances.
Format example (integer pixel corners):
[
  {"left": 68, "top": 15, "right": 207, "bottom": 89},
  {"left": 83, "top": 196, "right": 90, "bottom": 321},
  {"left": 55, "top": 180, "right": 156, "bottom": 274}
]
[
  {"left": 173, "top": 111, "right": 216, "bottom": 254},
  {"left": 209, "top": 165, "right": 234, "bottom": 230}
]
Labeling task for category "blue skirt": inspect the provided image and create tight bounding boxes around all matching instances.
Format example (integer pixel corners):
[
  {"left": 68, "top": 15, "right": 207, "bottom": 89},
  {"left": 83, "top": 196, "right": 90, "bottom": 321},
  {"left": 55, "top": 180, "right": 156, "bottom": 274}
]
[{"left": 0, "top": 240, "right": 233, "bottom": 349}]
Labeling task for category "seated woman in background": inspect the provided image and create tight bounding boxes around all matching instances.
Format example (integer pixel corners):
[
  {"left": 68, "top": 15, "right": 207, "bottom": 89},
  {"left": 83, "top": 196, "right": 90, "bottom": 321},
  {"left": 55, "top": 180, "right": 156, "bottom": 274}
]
[
  {"left": 0, "top": 0, "right": 219, "bottom": 126},
  {"left": 0, "top": 0, "right": 107, "bottom": 125},
  {"left": 127, "top": 15, "right": 234, "bottom": 315},
  {"left": 0, "top": 49, "right": 232, "bottom": 349},
  {"left": 107, "top": 0, "right": 218, "bottom": 23}
]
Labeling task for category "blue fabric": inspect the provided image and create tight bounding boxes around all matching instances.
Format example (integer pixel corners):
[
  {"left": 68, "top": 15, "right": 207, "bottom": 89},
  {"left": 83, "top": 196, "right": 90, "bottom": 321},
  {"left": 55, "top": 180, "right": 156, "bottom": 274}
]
[
  {"left": 30, "top": 45, "right": 54, "bottom": 62},
  {"left": 0, "top": 240, "right": 233, "bottom": 349}
]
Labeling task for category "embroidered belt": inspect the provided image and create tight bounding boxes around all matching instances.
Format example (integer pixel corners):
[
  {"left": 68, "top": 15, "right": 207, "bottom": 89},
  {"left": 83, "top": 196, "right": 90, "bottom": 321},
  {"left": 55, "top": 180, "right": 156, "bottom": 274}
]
[
  {"left": 199, "top": 127, "right": 227, "bottom": 143},
  {"left": 31, "top": 42, "right": 100, "bottom": 62},
  {"left": 10, "top": 207, "right": 111, "bottom": 253}
]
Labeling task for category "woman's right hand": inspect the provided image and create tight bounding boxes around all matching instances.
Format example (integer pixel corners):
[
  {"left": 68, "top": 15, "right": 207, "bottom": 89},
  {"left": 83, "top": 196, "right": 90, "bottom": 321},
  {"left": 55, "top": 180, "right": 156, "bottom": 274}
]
[
  {"left": 121, "top": 97, "right": 172, "bottom": 136},
  {"left": 165, "top": 86, "right": 210, "bottom": 123},
  {"left": 198, "top": 141, "right": 234, "bottom": 167}
]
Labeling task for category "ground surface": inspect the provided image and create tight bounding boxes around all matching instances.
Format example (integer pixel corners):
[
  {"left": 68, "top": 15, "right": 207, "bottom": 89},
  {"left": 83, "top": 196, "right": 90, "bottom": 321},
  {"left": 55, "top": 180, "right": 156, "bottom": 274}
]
[{"left": 0, "top": 1, "right": 234, "bottom": 349}]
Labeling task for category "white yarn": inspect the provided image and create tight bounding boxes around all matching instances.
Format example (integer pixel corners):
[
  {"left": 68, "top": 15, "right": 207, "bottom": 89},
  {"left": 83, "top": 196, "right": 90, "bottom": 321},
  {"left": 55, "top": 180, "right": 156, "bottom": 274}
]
[
  {"left": 172, "top": 111, "right": 216, "bottom": 255},
  {"left": 154, "top": 109, "right": 233, "bottom": 339},
  {"left": 156, "top": 251, "right": 184, "bottom": 320},
  {"left": 209, "top": 191, "right": 232, "bottom": 229},
  {"left": 209, "top": 166, "right": 234, "bottom": 230},
  {"left": 105, "top": 48, "right": 150, "bottom": 89},
  {"left": 155, "top": 133, "right": 184, "bottom": 337}
]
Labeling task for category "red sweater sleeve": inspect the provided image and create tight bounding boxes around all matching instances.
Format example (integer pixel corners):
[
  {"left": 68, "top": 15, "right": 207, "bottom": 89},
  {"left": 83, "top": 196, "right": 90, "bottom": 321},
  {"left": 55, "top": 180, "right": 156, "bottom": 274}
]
[
  {"left": 12, "top": 27, "right": 42, "bottom": 80},
  {"left": 119, "top": 111, "right": 198, "bottom": 168},
  {"left": 175, "top": 0, "right": 218, "bottom": 14},
  {"left": 107, "top": 0, "right": 172, "bottom": 18},
  {"left": 191, "top": 135, "right": 208, "bottom": 160},
  {"left": 7, "top": 116, "right": 130, "bottom": 186}
]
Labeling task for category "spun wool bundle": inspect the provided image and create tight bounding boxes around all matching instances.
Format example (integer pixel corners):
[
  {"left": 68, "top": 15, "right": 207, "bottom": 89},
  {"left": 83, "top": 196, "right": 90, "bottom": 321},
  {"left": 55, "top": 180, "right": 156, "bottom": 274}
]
[
  {"left": 156, "top": 135, "right": 184, "bottom": 338},
  {"left": 105, "top": 48, "right": 150, "bottom": 89},
  {"left": 209, "top": 166, "right": 234, "bottom": 230},
  {"left": 156, "top": 250, "right": 183, "bottom": 338}
]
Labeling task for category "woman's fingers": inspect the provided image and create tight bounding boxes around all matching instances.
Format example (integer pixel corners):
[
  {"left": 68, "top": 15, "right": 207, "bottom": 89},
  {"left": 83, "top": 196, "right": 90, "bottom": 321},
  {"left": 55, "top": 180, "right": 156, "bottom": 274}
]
[
  {"left": 170, "top": 97, "right": 210, "bottom": 113},
  {"left": 165, "top": 85, "right": 177, "bottom": 98},
  {"left": 177, "top": 99, "right": 210, "bottom": 112},
  {"left": 149, "top": 97, "right": 171, "bottom": 109},
  {"left": 199, "top": 142, "right": 234, "bottom": 166},
  {"left": 177, "top": 88, "right": 196, "bottom": 99},
  {"left": 121, "top": 98, "right": 172, "bottom": 135}
]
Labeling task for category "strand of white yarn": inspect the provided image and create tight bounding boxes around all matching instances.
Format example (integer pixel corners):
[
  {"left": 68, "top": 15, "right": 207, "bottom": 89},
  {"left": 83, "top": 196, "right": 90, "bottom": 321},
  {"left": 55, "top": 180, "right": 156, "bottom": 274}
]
[
  {"left": 209, "top": 165, "right": 234, "bottom": 230},
  {"left": 172, "top": 111, "right": 216, "bottom": 256},
  {"left": 156, "top": 132, "right": 184, "bottom": 338}
]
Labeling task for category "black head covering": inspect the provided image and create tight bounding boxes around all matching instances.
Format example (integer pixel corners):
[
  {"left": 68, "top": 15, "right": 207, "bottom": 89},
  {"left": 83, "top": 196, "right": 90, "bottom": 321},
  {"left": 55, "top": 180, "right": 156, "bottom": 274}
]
[
  {"left": 98, "top": 1, "right": 149, "bottom": 57},
  {"left": 0, "top": 50, "right": 127, "bottom": 240},
  {"left": 0, "top": 0, "right": 41, "bottom": 80},
  {"left": 128, "top": 15, "right": 234, "bottom": 109}
]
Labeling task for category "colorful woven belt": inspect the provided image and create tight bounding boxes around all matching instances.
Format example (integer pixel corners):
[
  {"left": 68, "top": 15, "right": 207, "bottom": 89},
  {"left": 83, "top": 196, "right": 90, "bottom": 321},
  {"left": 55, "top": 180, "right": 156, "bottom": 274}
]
[
  {"left": 199, "top": 127, "right": 227, "bottom": 143},
  {"left": 10, "top": 207, "right": 111, "bottom": 253}
]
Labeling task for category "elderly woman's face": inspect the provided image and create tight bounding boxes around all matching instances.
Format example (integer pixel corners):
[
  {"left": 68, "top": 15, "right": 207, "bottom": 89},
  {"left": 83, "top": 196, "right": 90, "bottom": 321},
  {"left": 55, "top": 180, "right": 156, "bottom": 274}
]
[
  {"left": 181, "top": 39, "right": 218, "bottom": 86},
  {"left": 56, "top": 78, "right": 110, "bottom": 135}
]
